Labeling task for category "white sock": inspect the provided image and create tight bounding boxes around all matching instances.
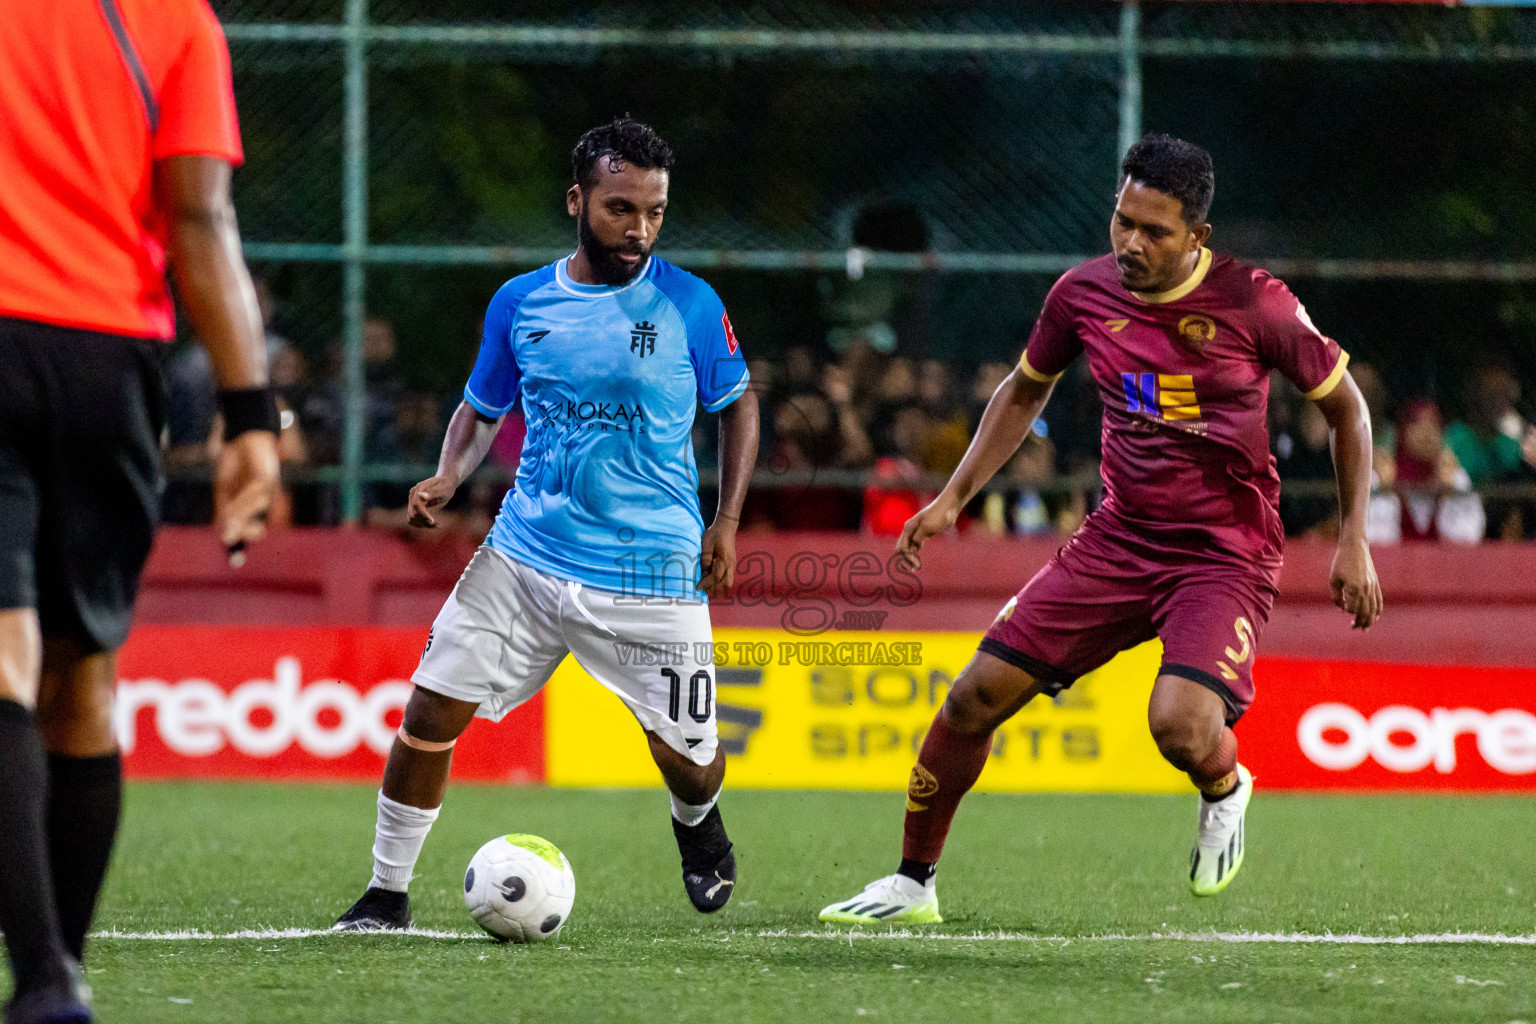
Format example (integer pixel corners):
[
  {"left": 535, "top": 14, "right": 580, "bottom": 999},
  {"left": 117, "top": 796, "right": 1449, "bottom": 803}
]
[
  {"left": 370, "top": 791, "right": 440, "bottom": 893},
  {"left": 670, "top": 786, "right": 721, "bottom": 827}
]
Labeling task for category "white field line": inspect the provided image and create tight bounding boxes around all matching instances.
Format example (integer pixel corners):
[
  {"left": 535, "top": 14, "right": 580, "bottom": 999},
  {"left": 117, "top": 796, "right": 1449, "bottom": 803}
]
[
  {"left": 90, "top": 926, "right": 1536, "bottom": 946},
  {"left": 765, "top": 929, "right": 1536, "bottom": 946},
  {"left": 92, "top": 927, "right": 483, "bottom": 940}
]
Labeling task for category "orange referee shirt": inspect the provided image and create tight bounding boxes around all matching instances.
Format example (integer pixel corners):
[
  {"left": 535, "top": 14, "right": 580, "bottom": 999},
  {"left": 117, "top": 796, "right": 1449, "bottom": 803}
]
[{"left": 0, "top": 0, "right": 243, "bottom": 340}]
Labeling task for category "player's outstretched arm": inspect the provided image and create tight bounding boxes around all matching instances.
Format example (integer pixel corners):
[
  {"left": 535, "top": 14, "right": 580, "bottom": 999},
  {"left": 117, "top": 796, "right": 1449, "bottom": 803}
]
[
  {"left": 700, "top": 388, "right": 760, "bottom": 596},
  {"left": 1313, "top": 371, "right": 1383, "bottom": 629},
  {"left": 896, "top": 368, "right": 1055, "bottom": 569},
  {"left": 158, "top": 155, "right": 280, "bottom": 556},
  {"left": 408, "top": 401, "right": 504, "bottom": 528}
]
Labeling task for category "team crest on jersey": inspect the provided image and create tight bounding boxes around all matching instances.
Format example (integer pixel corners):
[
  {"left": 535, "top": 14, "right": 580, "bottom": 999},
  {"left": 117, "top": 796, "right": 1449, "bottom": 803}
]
[
  {"left": 630, "top": 320, "right": 657, "bottom": 358},
  {"left": 1176, "top": 314, "right": 1217, "bottom": 350}
]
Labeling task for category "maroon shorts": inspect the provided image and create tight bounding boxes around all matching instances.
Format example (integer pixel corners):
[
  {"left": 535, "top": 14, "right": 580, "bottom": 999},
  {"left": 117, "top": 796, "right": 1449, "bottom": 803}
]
[{"left": 980, "top": 521, "right": 1277, "bottom": 723}]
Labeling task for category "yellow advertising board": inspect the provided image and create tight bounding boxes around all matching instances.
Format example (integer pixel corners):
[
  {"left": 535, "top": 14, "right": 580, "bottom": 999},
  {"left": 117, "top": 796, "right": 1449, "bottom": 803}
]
[{"left": 545, "top": 629, "right": 1190, "bottom": 793}]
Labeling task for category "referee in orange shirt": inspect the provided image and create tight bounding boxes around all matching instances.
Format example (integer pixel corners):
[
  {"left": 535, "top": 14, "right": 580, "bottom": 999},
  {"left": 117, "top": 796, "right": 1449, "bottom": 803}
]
[{"left": 0, "top": 2, "right": 278, "bottom": 1020}]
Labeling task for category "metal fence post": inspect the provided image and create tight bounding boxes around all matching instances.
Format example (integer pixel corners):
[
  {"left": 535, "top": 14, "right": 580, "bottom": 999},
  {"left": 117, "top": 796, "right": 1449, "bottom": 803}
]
[
  {"left": 1118, "top": 0, "right": 1142, "bottom": 164},
  {"left": 340, "top": 0, "right": 369, "bottom": 523}
]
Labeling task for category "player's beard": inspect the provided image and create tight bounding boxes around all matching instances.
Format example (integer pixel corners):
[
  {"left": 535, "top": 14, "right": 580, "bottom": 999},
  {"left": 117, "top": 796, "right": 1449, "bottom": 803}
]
[
  {"left": 1116, "top": 254, "right": 1152, "bottom": 291},
  {"left": 577, "top": 204, "right": 651, "bottom": 285}
]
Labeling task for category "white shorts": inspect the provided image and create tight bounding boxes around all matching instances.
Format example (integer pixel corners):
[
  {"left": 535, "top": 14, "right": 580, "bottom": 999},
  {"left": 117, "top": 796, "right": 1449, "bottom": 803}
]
[{"left": 412, "top": 547, "right": 718, "bottom": 765}]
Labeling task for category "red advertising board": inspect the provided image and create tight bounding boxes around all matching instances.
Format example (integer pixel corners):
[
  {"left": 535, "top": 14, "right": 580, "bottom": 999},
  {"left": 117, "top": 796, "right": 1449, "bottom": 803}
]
[
  {"left": 1242, "top": 658, "right": 1536, "bottom": 791},
  {"left": 116, "top": 626, "right": 543, "bottom": 782},
  {"left": 114, "top": 627, "right": 1535, "bottom": 792}
]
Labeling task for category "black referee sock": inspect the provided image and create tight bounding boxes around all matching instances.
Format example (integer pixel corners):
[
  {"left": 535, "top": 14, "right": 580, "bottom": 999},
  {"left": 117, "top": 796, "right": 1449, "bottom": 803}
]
[
  {"left": 47, "top": 751, "right": 123, "bottom": 961},
  {"left": 0, "top": 699, "right": 71, "bottom": 995}
]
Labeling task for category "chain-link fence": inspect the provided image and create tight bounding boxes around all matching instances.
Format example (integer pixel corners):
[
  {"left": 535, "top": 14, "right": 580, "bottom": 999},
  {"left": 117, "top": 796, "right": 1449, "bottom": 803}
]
[{"left": 203, "top": 0, "right": 1536, "bottom": 521}]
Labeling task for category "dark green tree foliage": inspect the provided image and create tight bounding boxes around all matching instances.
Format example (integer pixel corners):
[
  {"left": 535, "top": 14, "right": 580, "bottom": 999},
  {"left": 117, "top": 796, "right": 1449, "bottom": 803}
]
[{"left": 370, "top": 64, "right": 563, "bottom": 245}]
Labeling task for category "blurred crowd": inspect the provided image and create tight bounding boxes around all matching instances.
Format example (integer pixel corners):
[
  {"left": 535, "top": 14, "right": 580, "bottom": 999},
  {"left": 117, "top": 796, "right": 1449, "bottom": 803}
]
[
  {"left": 1270, "top": 361, "right": 1536, "bottom": 544},
  {"left": 161, "top": 275, "right": 1536, "bottom": 545},
  {"left": 708, "top": 341, "right": 1095, "bottom": 539}
]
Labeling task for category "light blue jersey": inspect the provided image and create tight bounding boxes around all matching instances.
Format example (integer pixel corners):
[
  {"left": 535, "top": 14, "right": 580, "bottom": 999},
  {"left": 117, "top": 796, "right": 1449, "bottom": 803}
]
[{"left": 463, "top": 256, "right": 750, "bottom": 601}]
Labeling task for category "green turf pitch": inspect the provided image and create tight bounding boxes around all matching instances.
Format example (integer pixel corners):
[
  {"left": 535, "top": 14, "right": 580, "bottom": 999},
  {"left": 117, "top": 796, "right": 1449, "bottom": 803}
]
[{"left": 76, "top": 784, "right": 1536, "bottom": 1023}]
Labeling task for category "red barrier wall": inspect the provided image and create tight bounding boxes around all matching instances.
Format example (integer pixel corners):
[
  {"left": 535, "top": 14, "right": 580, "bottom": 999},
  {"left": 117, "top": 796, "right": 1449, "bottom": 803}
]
[{"left": 139, "top": 528, "right": 1536, "bottom": 666}]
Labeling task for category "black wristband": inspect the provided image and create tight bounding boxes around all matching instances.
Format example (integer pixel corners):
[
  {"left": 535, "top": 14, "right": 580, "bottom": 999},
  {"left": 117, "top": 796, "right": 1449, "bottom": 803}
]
[{"left": 219, "top": 387, "right": 281, "bottom": 440}]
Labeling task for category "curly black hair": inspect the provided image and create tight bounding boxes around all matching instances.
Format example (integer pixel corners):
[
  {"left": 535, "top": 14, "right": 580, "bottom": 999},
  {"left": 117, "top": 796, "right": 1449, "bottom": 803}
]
[
  {"left": 571, "top": 117, "right": 674, "bottom": 189},
  {"left": 1120, "top": 133, "right": 1215, "bottom": 225}
]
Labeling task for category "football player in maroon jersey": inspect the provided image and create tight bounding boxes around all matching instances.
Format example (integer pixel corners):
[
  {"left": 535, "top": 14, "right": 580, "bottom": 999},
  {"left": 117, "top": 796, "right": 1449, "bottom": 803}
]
[{"left": 822, "top": 134, "right": 1380, "bottom": 924}]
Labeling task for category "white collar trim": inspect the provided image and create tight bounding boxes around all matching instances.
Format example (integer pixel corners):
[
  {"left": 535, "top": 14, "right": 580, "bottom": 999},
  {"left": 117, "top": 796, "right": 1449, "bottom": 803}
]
[{"left": 555, "top": 254, "right": 653, "bottom": 297}]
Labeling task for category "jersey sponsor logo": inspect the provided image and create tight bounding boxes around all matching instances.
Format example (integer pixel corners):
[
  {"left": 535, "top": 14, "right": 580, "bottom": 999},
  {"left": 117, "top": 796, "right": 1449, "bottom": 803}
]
[
  {"left": 1120, "top": 372, "right": 1203, "bottom": 422},
  {"left": 630, "top": 320, "right": 658, "bottom": 357},
  {"left": 1104, "top": 318, "right": 1130, "bottom": 333},
  {"left": 1177, "top": 314, "right": 1217, "bottom": 350},
  {"left": 536, "top": 398, "right": 648, "bottom": 433},
  {"left": 525, "top": 329, "right": 551, "bottom": 344},
  {"left": 722, "top": 310, "right": 739, "bottom": 355}
]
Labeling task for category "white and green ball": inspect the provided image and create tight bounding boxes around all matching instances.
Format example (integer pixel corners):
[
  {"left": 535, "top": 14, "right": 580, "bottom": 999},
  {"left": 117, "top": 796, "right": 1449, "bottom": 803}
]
[{"left": 463, "top": 834, "right": 575, "bottom": 943}]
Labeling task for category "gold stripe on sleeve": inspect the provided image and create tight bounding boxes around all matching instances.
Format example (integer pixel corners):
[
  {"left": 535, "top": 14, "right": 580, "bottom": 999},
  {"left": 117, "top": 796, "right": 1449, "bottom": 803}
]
[
  {"left": 1304, "top": 350, "right": 1351, "bottom": 401},
  {"left": 1018, "top": 350, "right": 1062, "bottom": 384}
]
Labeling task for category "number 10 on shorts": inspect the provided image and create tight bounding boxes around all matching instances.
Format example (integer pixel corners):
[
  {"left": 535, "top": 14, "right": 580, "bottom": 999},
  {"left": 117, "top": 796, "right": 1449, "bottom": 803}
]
[{"left": 662, "top": 668, "right": 713, "bottom": 723}]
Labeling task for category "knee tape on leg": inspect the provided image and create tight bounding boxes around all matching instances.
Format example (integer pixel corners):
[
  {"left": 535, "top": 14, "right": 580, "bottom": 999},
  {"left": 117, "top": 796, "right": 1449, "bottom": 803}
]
[{"left": 396, "top": 726, "right": 456, "bottom": 753}]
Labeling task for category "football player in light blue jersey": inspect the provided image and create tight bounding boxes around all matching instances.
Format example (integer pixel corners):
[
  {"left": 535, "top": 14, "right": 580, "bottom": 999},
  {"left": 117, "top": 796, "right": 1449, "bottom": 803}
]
[{"left": 336, "top": 119, "right": 760, "bottom": 931}]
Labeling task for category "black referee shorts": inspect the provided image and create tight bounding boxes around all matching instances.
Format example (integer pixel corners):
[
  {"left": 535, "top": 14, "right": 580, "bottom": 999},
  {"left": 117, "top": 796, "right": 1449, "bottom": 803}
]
[{"left": 0, "top": 316, "right": 165, "bottom": 652}]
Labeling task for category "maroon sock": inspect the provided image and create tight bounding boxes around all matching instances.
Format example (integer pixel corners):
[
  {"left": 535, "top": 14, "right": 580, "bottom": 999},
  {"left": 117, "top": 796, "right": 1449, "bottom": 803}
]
[
  {"left": 901, "top": 711, "right": 993, "bottom": 865},
  {"left": 1190, "top": 726, "right": 1239, "bottom": 795}
]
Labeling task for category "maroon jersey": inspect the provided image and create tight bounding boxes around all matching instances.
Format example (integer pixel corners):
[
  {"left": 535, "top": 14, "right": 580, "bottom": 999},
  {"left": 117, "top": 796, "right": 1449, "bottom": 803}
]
[{"left": 1021, "top": 249, "right": 1348, "bottom": 571}]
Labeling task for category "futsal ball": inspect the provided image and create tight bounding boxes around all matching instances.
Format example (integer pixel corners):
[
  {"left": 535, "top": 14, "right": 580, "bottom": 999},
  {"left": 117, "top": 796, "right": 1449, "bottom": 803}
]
[{"left": 463, "top": 834, "right": 575, "bottom": 943}]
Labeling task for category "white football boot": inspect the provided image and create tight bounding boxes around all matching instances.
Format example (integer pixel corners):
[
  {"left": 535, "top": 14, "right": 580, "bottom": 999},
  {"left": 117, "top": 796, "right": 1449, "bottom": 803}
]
[
  {"left": 1188, "top": 763, "right": 1252, "bottom": 897},
  {"left": 819, "top": 873, "right": 941, "bottom": 925}
]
